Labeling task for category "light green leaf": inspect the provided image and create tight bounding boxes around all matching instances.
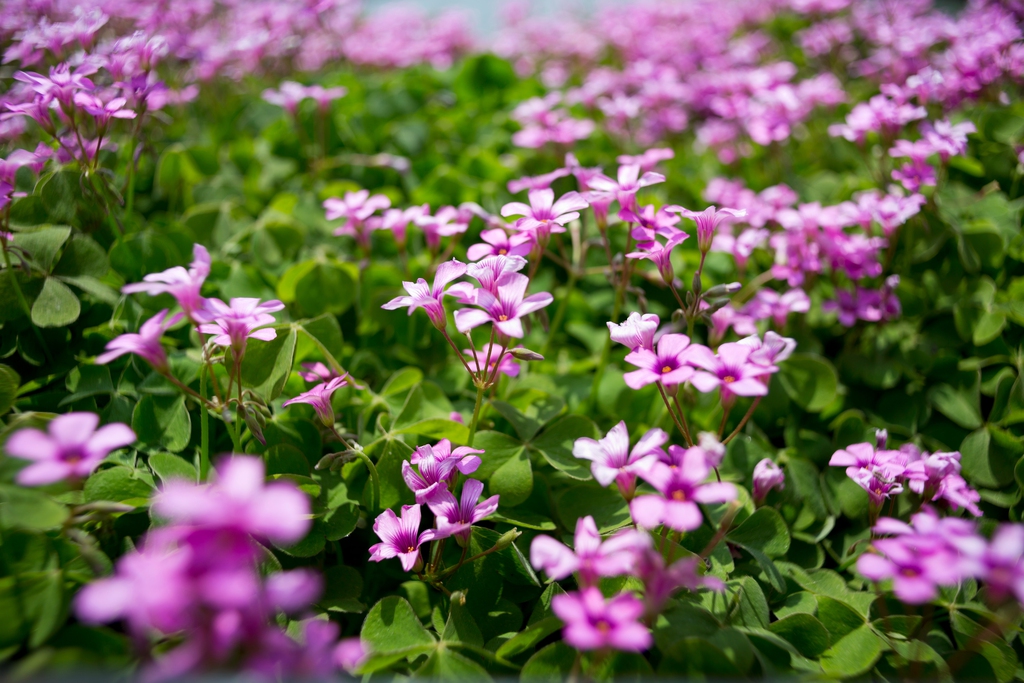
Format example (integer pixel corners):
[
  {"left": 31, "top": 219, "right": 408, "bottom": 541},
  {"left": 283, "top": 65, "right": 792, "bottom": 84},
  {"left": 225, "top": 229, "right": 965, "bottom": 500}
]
[
  {"left": 240, "top": 326, "right": 297, "bottom": 400},
  {"left": 132, "top": 394, "right": 192, "bottom": 453},
  {"left": 769, "top": 613, "right": 831, "bottom": 658},
  {"left": 530, "top": 415, "right": 596, "bottom": 480},
  {"left": 819, "top": 625, "right": 883, "bottom": 677},
  {"left": 929, "top": 383, "right": 982, "bottom": 430},
  {"left": 778, "top": 353, "right": 838, "bottom": 412},
  {"left": 147, "top": 452, "right": 197, "bottom": 483},
  {"left": 0, "top": 364, "right": 20, "bottom": 417},
  {"left": 361, "top": 596, "right": 435, "bottom": 654},
  {"left": 31, "top": 277, "right": 80, "bottom": 328}
]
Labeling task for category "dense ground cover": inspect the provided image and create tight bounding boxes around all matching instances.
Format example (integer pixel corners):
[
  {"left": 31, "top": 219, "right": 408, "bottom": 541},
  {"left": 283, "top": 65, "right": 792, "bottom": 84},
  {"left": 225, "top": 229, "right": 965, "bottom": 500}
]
[{"left": 1, "top": 0, "right": 1024, "bottom": 679}]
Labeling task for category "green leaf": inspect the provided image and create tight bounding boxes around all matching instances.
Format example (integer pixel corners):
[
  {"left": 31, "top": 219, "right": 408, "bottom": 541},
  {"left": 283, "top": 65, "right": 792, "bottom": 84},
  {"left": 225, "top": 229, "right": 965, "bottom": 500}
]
[
  {"left": 294, "top": 261, "right": 357, "bottom": 316},
  {"left": 929, "top": 383, "right": 983, "bottom": 430},
  {"left": 774, "top": 591, "right": 818, "bottom": 619},
  {"left": 819, "top": 625, "right": 883, "bottom": 677},
  {"left": 489, "top": 442, "right": 533, "bottom": 507},
  {"left": 496, "top": 616, "right": 562, "bottom": 659},
  {"left": 318, "top": 565, "right": 365, "bottom": 613},
  {"left": 376, "top": 439, "right": 415, "bottom": 509},
  {"left": 521, "top": 642, "right": 577, "bottom": 681},
  {"left": 0, "top": 485, "right": 69, "bottom": 531},
  {"left": 361, "top": 596, "right": 435, "bottom": 654},
  {"left": 441, "top": 597, "right": 484, "bottom": 648},
  {"left": 132, "top": 394, "right": 192, "bottom": 453},
  {"left": 299, "top": 314, "right": 345, "bottom": 365},
  {"left": 727, "top": 507, "right": 790, "bottom": 557},
  {"left": 557, "top": 484, "right": 630, "bottom": 533},
  {"left": 768, "top": 613, "right": 831, "bottom": 658},
  {"left": 492, "top": 393, "right": 563, "bottom": 441},
  {"left": 83, "top": 466, "right": 154, "bottom": 503},
  {"left": 778, "top": 353, "right": 838, "bottom": 412},
  {"left": 965, "top": 426, "right": 1022, "bottom": 489},
  {"left": 240, "top": 326, "right": 297, "bottom": 401},
  {"left": 731, "top": 576, "right": 769, "bottom": 628},
  {"left": 0, "top": 364, "right": 20, "bottom": 417},
  {"left": 415, "top": 647, "right": 491, "bottom": 681},
  {"left": 21, "top": 569, "right": 65, "bottom": 648},
  {"left": 12, "top": 226, "right": 71, "bottom": 273},
  {"left": 31, "top": 277, "right": 80, "bottom": 328},
  {"left": 147, "top": 452, "right": 196, "bottom": 483},
  {"left": 815, "top": 595, "right": 865, "bottom": 641},
  {"left": 951, "top": 610, "right": 1019, "bottom": 682},
  {"left": 57, "top": 275, "right": 120, "bottom": 305},
  {"left": 323, "top": 503, "right": 358, "bottom": 541},
  {"left": 529, "top": 415, "right": 596, "bottom": 480},
  {"left": 61, "top": 364, "right": 113, "bottom": 406},
  {"left": 52, "top": 234, "right": 109, "bottom": 278}
]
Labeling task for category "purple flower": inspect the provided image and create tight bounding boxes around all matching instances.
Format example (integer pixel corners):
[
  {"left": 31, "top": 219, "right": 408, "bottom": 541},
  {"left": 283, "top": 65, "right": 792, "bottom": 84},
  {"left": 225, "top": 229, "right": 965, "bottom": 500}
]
[
  {"left": 5, "top": 413, "right": 136, "bottom": 486},
  {"left": 531, "top": 516, "right": 650, "bottom": 586},
  {"left": 743, "top": 288, "right": 810, "bottom": 328},
  {"left": 622, "top": 333, "right": 696, "bottom": 389},
  {"left": 371, "top": 206, "right": 426, "bottom": 246},
  {"left": 501, "top": 188, "right": 588, "bottom": 246},
  {"left": 626, "top": 222, "right": 688, "bottom": 284},
  {"left": 737, "top": 331, "right": 797, "bottom": 366},
  {"left": 334, "top": 638, "right": 367, "bottom": 674},
  {"left": 588, "top": 164, "right": 664, "bottom": 213},
  {"left": 154, "top": 456, "right": 312, "bottom": 545},
  {"left": 617, "top": 148, "right": 674, "bottom": 172},
  {"left": 465, "top": 343, "right": 520, "bottom": 378},
  {"left": 552, "top": 588, "right": 652, "bottom": 652},
  {"left": 402, "top": 453, "right": 463, "bottom": 504},
  {"left": 416, "top": 206, "right": 472, "bottom": 250},
  {"left": 381, "top": 259, "right": 468, "bottom": 330},
  {"left": 427, "top": 478, "right": 499, "bottom": 542},
  {"left": 688, "top": 342, "right": 777, "bottom": 403},
  {"left": 282, "top": 375, "right": 354, "bottom": 426},
  {"left": 607, "top": 312, "right": 659, "bottom": 352},
  {"left": 325, "top": 190, "right": 391, "bottom": 247},
  {"left": 752, "top": 458, "right": 785, "bottom": 504},
  {"left": 507, "top": 167, "right": 571, "bottom": 193},
  {"left": 122, "top": 244, "right": 211, "bottom": 320},
  {"left": 466, "top": 228, "right": 533, "bottom": 261},
  {"left": 96, "top": 309, "right": 183, "bottom": 372},
  {"left": 829, "top": 442, "right": 911, "bottom": 505},
  {"left": 631, "top": 445, "right": 737, "bottom": 532},
  {"left": 453, "top": 272, "right": 553, "bottom": 338},
  {"left": 411, "top": 439, "right": 483, "bottom": 474},
  {"left": 298, "top": 362, "right": 337, "bottom": 383},
  {"left": 572, "top": 422, "right": 667, "bottom": 497},
  {"left": 368, "top": 505, "right": 437, "bottom": 572},
  {"left": 73, "top": 92, "right": 136, "bottom": 127},
  {"left": 466, "top": 255, "right": 528, "bottom": 295},
  {"left": 980, "top": 525, "right": 1024, "bottom": 605},
  {"left": 670, "top": 205, "right": 747, "bottom": 253},
  {"left": 197, "top": 298, "right": 284, "bottom": 353}
]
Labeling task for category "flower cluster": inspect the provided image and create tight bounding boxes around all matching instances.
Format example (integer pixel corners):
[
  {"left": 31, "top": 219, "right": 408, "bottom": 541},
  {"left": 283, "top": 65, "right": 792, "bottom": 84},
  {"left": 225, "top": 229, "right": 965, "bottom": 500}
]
[
  {"left": 74, "top": 456, "right": 363, "bottom": 679},
  {"left": 531, "top": 515, "right": 722, "bottom": 651},
  {"left": 830, "top": 431, "right": 981, "bottom": 517},
  {"left": 859, "top": 507, "right": 1023, "bottom": 606},
  {"left": 369, "top": 439, "right": 497, "bottom": 572}
]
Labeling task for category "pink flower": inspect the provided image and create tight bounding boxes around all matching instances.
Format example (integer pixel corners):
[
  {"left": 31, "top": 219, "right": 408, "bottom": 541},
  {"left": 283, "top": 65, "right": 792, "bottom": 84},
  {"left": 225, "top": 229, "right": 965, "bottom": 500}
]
[
  {"left": 381, "top": 259, "right": 467, "bottom": 330},
  {"left": 980, "top": 525, "right": 1024, "bottom": 605},
  {"left": 688, "top": 342, "right": 777, "bottom": 403},
  {"left": 631, "top": 445, "right": 737, "bottom": 532},
  {"left": 531, "top": 516, "right": 650, "bottom": 586},
  {"left": 282, "top": 375, "right": 354, "bottom": 426},
  {"left": 453, "top": 272, "right": 553, "bottom": 338},
  {"left": 466, "top": 254, "right": 528, "bottom": 295},
  {"left": 298, "top": 362, "right": 337, "bottom": 383},
  {"left": 402, "top": 449, "right": 475, "bottom": 504},
  {"left": 427, "top": 478, "right": 500, "bottom": 542},
  {"left": 464, "top": 343, "right": 520, "bottom": 378},
  {"left": 737, "top": 331, "right": 797, "bottom": 366},
  {"left": 410, "top": 439, "right": 483, "bottom": 477},
  {"left": 333, "top": 638, "right": 367, "bottom": 674},
  {"left": 154, "top": 456, "right": 312, "bottom": 545},
  {"left": 122, "top": 244, "right": 211, "bottom": 320},
  {"left": 626, "top": 220, "right": 688, "bottom": 284},
  {"left": 572, "top": 421, "right": 667, "bottom": 497},
  {"left": 5, "top": 413, "right": 135, "bottom": 486},
  {"left": 752, "top": 458, "right": 785, "bottom": 503},
  {"left": 96, "top": 309, "right": 183, "bottom": 371},
  {"left": 588, "top": 164, "right": 664, "bottom": 213},
  {"left": 197, "top": 298, "right": 284, "bottom": 353},
  {"left": 617, "top": 148, "right": 674, "bottom": 172},
  {"left": 670, "top": 205, "right": 747, "bottom": 253},
  {"left": 416, "top": 206, "right": 471, "bottom": 250},
  {"left": 371, "top": 206, "right": 426, "bottom": 246},
  {"left": 552, "top": 588, "right": 652, "bottom": 652},
  {"left": 507, "top": 167, "right": 570, "bottom": 193},
  {"left": 607, "top": 312, "right": 659, "bottom": 352},
  {"left": 743, "top": 289, "right": 810, "bottom": 328},
  {"left": 501, "top": 188, "right": 588, "bottom": 246},
  {"left": 466, "top": 228, "right": 532, "bottom": 261},
  {"left": 368, "top": 505, "right": 437, "bottom": 572},
  {"left": 325, "top": 190, "right": 391, "bottom": 247},
  {"left": 622, "top": 333, "right": 696, "bottom": 389}
]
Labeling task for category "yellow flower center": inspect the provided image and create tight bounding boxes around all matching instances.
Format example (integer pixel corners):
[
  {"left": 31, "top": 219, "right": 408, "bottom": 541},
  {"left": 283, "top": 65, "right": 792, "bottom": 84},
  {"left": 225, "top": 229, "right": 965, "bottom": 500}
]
[
  {"left": 406, "top": 546, "right": 416, "bottom": 553},
  {"left": 672, "top": 490, "right": 686, "bottom": 501},
  {"left": 661, "top": 365, "right": 672, "bottom": 374},
  {"left": 596, "top": 620, "right": 611, "bottom": 634},
  {"left": 723, "top": 375, "right": 736, "bottom": 383},
  {"left": 499, "top": 314, "right": 508, "bottom": 321},
  {"left": 498, "top": 248, "right": 507, "bottom": 255}
]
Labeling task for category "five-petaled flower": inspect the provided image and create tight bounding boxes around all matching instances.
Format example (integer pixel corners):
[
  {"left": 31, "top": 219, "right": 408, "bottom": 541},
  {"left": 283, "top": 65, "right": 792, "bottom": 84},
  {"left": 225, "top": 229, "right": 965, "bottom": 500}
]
[
  {"left": 96, "top": 309, "right": 183, "bottom": 372},
  {"left": 5, "top": 413, "right": 136, "bottom": 486},
  {"left": 368, "top": 505, "right": 437, "bottom": 572},
  {"left": 381, "top": 260, "right": 467, "bottom": 330},
  {"left": 453, "top": 272, "right": 553, "bottom": 339},
  {"left": 622, "top": 333, "right": 696, "bottom": 389}
]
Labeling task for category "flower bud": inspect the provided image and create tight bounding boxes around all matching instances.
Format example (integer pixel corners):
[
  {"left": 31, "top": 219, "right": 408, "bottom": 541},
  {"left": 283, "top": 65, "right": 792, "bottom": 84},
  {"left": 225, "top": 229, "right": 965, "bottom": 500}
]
[
  {"left": 510, "top": 347, "right": 544, "bottom": 362},
  {"left": 243, "top": 407, "right": 266, "bottom": 445},
  {"left": 876, "top": 429, "right": 888, "bottom": 450},
  {"left": 704, "top": 297, "right": 731, "bottom": 315},
  {"left": 491, "top": 528, "right": 521, "bottom": 552},
  {"left": 704, "top": 282, "right": 742, "bottom": 298},
  {"left": 691, "top": 272, "right": 703, "bottom": 297}
]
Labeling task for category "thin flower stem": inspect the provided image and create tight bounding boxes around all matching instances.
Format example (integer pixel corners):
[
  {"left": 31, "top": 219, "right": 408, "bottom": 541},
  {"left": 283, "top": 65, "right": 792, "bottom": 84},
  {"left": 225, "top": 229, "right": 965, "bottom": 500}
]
[
  {"left": 467, "top": 384, "right": 485, "bottom": 447},
  {"left": 722, "top": 397, "right": 762, "bottom": 445},
  {"left": 699, "top": 500, "right": 742, "bottom": 560},
  {"left": 672, "top": 394, "right": 695, "bottom": 447},
  {"left": 669, "top": 282, "right": 687, "bottom": 312},
  {"left": 717, "top": 403, "right": 732, "bottom": 439},
  {"left": 543, "top": 268, "right": 577, "bottom": 357},
  {"left": 485, "top": 345, "right": 508, "bottom": 388},
  {"left": 199, "top": 365, "right": 211, "bottom": 481},
  {"left": 331, "top": 425, "right": 379, "bottom": 511},
  {"left": 441, "top": 327, "right": 478, "bottom": 380},
  {"left": 656, "top": 383, "right": 689, "bottom": 442}
]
